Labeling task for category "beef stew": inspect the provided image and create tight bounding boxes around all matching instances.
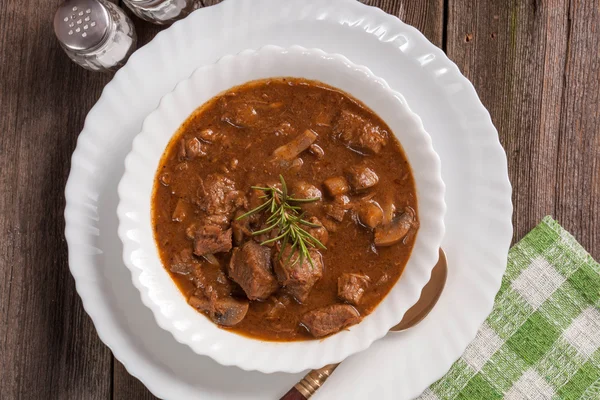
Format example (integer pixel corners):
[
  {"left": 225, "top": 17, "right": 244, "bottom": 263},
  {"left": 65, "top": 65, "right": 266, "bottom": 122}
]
[{"left": 152, "top": 78, "right": 418, "bottom": 341}]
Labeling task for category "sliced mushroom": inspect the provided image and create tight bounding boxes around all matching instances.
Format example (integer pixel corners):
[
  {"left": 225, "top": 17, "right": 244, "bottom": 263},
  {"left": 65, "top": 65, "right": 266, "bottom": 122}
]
[
  {"left": 374, "top": 208, "right": 417, "bottom": 247},
  {"left": 272, "top": 129, "right": 318, "bottom": 161},
  {"left": 323, "top": 176, "right": 350, "bottom": 197},
  {"left": 212, "top": 297, "right": 250, "bottom": 326},
  {"left": 357, "top": 200, "right": 384, "bottom": 229},
  {"left": 189, "top": 295, "right": 249, "bottom": 327}
]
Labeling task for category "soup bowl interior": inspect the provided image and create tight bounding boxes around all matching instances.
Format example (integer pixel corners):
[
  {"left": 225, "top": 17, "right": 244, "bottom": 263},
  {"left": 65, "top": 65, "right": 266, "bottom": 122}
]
[{"left": 117, "top": 45, "right": 445, "bottom": 373}]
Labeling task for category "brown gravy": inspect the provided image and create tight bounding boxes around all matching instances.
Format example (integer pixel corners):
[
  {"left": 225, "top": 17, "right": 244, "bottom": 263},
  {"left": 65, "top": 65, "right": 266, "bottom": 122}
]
[{"left": 152, "top": 78, "right": 418, "bottom": 341}]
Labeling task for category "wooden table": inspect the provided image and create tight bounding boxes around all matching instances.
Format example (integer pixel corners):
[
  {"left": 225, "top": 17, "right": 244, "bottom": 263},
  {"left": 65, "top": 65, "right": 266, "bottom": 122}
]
[{"left": 1, "top": 0, "right": 598, "bottom": 398}]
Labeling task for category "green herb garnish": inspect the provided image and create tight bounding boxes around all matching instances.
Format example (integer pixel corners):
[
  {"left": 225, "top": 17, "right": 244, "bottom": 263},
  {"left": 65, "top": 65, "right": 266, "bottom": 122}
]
[{"left": 236, "top": 175, "right": 326, "bottom": 268}]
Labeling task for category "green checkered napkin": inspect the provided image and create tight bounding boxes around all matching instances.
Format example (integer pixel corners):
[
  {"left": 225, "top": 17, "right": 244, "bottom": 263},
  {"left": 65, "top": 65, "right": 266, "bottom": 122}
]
[{"left": 419, "top": 216, "right": 600, "bottom": 400}]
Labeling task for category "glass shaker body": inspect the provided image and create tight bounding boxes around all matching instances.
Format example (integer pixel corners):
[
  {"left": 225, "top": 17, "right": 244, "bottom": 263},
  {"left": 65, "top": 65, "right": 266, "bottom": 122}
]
[
  {"left": 123, "top": 0, "right": 201, "bottom": 25},
  {"left": 55, "top": 0, "right": 137, "bottom": 72}
]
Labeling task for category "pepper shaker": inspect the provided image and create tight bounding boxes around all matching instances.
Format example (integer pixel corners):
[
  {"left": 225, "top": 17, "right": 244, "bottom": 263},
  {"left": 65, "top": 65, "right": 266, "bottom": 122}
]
[
  {"left": 122, "top": 0, "right": 201, "bottom": 25},
  {"left": 54, "top": 0, "right": 137, "bottom": 72}
]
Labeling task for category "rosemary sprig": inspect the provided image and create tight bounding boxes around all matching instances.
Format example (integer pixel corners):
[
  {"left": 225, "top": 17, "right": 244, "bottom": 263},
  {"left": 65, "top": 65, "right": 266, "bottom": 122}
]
[{"left": 236, "top": 175, "right": 326, "bottom": 268}]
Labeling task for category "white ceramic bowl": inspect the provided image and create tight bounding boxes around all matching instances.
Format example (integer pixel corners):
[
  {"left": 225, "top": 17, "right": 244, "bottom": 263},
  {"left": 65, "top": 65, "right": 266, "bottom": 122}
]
[{"left": 117, "top": 45, "right": 446, "bottom": 373}]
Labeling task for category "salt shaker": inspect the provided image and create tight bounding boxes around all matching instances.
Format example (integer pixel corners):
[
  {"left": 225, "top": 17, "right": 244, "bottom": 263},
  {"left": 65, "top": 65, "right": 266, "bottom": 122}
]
[
  {"left": 122, "top": 0, "right": 201, "bottom": 25},
  {"left": 54, "top": 0, "right": 137, "bottom": 72}
]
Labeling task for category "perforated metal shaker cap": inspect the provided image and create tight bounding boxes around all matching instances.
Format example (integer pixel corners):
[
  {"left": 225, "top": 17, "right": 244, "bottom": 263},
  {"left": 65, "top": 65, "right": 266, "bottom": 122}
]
[{"left": 54, "top": 0, "right": 110, "bottom": 52}]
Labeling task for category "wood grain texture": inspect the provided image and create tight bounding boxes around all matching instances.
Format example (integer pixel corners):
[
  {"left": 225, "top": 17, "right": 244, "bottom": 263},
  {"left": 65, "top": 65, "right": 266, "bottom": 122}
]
[
  {"left": 113, "top": 360, "right": 157, "bottom": 400},
  {"left": 554, "top": 0, "right": 600, "bottom": 258},
  {"left": 0, "top": 0, "right": 598, "bottom": 399},
  {"left": 447, "top": 0, "right": 599, "bottom": 257},
  {"left": 0, "top": 1, "right": 117, "bottom": 399},
  {"left": 200, "top": 0, "right": 223, "bottom": 6}
]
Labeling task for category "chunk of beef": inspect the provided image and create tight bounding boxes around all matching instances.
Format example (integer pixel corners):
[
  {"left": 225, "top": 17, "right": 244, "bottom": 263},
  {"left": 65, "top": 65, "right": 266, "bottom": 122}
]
[
  {"left": 228, "top": 241, "right": 279, "bottom": 300},
  {"left": 274, "top": 248, "right": 323, "bottom": 303},
  {"left": 232, "top": 210, "right": 252, "bottom": 246},
  {"left": 333, "top": 110, "right": 388, "bottom": 154},
  {"left": 272, "top": 129, "right": 318, "bottom": 161},
  {"left": 253, "top": 224, "right": 281, "bottom": 247},
  {"left": 324, "top": 195, "right": 351, "bottom": 222},
  {"left": 338, "top": 273, "right": 371, "bottom": 306},
  {"left": 292, "top": 181, "right": 322, "bottom": 200},
  {"left": 301, "top": 304, "right": 361, "bottom": 337},
  {"left": 323, "top": 176, "right": 350, "bottom": 197},
  {"left": 189, "top": 263, "right": 234, "bottom": 300},
  {"left": 178, "top": 137, "right": 206, "bottom": 160},
  {"left": 169, "top": 248, "right": 197, "bottom": 276},
  {"left": 189, "top": 293, "right": 249, "bottom": 327},
  {"left": 221, "top": 101, "right": 258, "bottom": 128},
  {"left": 305, "top": 217, "right": 329, "bottom": 246},
  {"left": 198, "top": 174, "right": 245, "bottom": 218},
  {"left": 193, "top": 225, "right": 232, "bottom": 256},
  {"left": 325, "top": 203, "right": 346, "bottom": 222},
  {"left": 374, "top": 207, "right": 418, "bottom": 247},
  {"left": 346, "top": 165, "right": 379, "bottom": 191},
  {"left": 291, "top": 181, "right": 322, "bottom": 214},
  {"left": 357, "top": 200, "right": 384, "bottom": 229},
  {"left": 198, "top": 128, "right": 217, "bottom": 143}
]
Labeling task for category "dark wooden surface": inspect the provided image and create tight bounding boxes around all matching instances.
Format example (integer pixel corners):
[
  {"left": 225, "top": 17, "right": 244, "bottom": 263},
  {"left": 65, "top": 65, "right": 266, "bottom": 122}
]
[{"left": 0, "top": 0, "right": 598, "bottom": 399}]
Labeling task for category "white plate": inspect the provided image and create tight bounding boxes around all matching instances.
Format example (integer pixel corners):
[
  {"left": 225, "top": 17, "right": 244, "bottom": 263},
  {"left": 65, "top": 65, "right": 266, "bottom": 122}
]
[
  {"left": 65, "top": 0, "right": 512, "bottom": 398},
  {"left": 117, "top": 45, "right": 446, "bottom": 373}
]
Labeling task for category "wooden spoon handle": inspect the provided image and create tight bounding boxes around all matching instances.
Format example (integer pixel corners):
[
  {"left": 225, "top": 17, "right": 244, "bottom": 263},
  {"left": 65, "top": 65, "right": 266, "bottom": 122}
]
[
  {"left": 280, "top": 387, "right": 307, "bottom": 400},
  {"left": 279, "top": 364, "right": 340, "bottom": 400}
]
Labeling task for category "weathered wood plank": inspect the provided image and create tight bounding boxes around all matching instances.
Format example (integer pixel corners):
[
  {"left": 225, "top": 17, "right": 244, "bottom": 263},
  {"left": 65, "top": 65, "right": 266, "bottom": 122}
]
[
  {"left": 2, "top": 0, "right": 598, "bottom": 399},
  {"left": 445, "top": 0, "right": 598, "bottom": 255},
  {"left": 554, "top": 0, "right": 600, "bottom": 258},
  {"left": 0, "top": 0, "right": 116, "bottom": 399},
  {"left": 113, "top": 361, "right": 157, "bottom": 400},
  {"left": 201, "top": 0, "right": 223, "bottom": 6}
]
